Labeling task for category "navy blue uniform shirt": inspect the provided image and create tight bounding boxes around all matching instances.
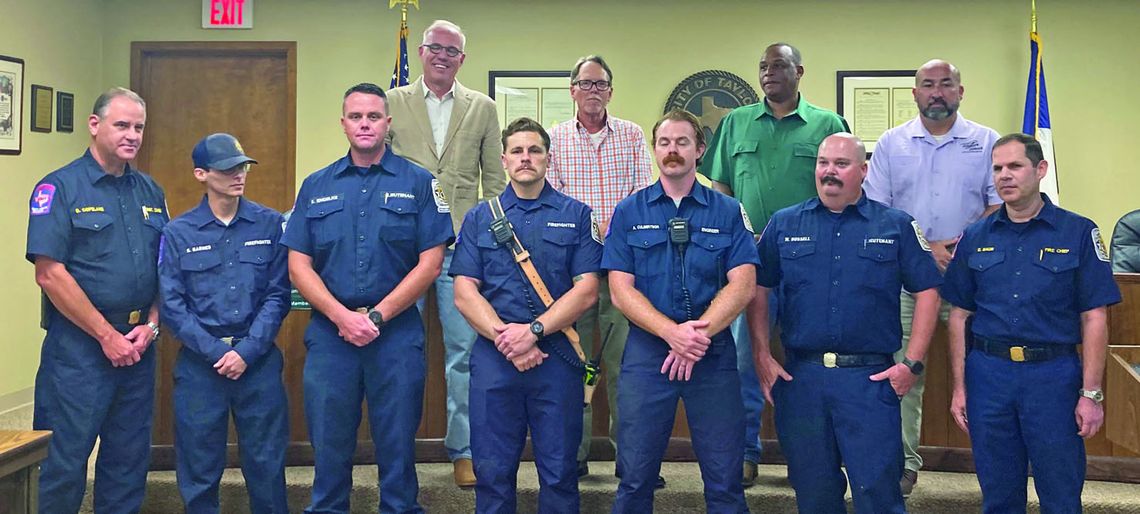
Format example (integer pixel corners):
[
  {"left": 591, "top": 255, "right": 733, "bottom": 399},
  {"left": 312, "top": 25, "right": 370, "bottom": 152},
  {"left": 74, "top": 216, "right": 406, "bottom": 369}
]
[
  {"left": 449, "top": 182, "right": 602, "bottom": 324},
  {"left": 27, "top": 149, "right": 168, "bottom": 314},
  {"left": 942, "top": 194, "right": 1121, "bottom": 345},
  {"left": 280, "top": 148, "right": 455, "bottom": 308},
  {"left": 602, "top": 180, "right": 759, "bottom": 356},
  {"left": 159, "top": 196, "right": 290, "bottom": 365},
  {"left": 757, "top": 193, "right": 942, "bottom": 354}
]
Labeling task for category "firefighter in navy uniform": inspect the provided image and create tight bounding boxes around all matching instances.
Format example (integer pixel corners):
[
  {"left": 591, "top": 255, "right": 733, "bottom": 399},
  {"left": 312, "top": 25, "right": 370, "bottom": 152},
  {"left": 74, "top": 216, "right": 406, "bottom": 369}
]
[
  {"left": 451, "top": 117, "right": 602, "bottom": 513},
  {"left": 605, "top": 110, "right": 758, "bottom": 514},
  {"left": 943, "top": 133, "right": 1121, "bottom": 513},
  {"left": 159, "top": 133, "right": 290, "bottom": 513}
]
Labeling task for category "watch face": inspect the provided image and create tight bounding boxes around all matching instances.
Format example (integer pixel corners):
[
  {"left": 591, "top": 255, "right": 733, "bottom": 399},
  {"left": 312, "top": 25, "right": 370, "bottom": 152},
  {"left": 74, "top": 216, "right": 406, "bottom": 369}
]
[
  {"left": 530, "top": 321, "right": 544, "bottom": 335},
  {"left": 369, "top": 311, "right": 383, "bottom": 324}
]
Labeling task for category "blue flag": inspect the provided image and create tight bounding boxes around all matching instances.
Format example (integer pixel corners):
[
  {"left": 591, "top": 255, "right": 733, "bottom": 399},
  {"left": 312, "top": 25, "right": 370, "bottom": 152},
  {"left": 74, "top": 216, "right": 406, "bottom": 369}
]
[
  {"left": 1022, "top": 27, "right": 1060, "bottom": 203},
  {"left": 390, "top": 19, "right": 409, "bottom": 89}
]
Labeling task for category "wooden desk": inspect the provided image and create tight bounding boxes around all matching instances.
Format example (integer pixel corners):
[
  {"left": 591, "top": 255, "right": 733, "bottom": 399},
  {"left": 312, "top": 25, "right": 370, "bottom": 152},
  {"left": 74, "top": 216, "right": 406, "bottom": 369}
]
[{"left": 0, "top": 431, "right": 51, "bottom": 514}]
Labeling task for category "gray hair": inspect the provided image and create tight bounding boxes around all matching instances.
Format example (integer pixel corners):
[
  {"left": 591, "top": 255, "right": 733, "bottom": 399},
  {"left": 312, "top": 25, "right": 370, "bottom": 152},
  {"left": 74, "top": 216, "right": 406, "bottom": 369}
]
[
  {"left": 92, "top": 87, "right": 145, "bottom": 118},
  {"left": 422, "top": 20, "right": 466, "bottom": 50}
]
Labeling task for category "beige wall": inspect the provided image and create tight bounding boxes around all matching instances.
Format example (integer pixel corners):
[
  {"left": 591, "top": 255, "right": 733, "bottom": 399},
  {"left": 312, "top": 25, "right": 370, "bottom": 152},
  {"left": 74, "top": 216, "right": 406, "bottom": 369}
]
[
  {"left": 3, "top": 0, "right": 1138, "bottom": 398},
  {"left": 0, "top": 0, "right": 105, "bottom": 401}
]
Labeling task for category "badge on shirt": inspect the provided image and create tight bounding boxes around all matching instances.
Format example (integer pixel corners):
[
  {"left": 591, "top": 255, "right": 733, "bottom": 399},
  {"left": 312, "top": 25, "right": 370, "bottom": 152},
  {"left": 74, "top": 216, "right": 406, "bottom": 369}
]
[
  {"left": 590, "top": 212, "right": 603, "bottom": 244},
  {"left": 30, "top": 183, "right": 56, "bottom": 216},
  {"left": 911, "top": 220, "right": 932, "bottom": 252},
  {"left": 1092, "top": 227, "right": 1109, "bottom": 262},
  {"left": 432, "top": 179, "right": 450, "bottom": 214},
  {"left": 740, "top": 204, "right": 754, "bottom": 233}
]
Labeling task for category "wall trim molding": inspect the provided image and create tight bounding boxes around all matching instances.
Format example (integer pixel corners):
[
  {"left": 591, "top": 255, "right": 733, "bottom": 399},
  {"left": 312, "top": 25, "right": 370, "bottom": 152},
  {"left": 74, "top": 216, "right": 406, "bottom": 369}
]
[{"left": 0, "top": 387, "right": 33, "bottom": 415}]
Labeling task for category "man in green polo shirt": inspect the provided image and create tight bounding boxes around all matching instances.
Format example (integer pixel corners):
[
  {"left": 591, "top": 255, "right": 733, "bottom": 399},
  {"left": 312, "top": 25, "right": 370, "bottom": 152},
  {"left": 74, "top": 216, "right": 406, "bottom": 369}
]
[{"left": 698, "top": 41, "right": 848, "bottom": 488}]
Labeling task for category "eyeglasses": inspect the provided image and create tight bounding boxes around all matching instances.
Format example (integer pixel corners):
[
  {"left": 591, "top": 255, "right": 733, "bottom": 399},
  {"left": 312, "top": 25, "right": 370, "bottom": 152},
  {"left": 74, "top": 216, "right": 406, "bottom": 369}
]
[
  {"left": 421, "top": 43, "right": 463, "bottom": 57},
  {"left": 573, "top": 79, "right": 611, "bottom": 92},
  {"left": 214, "top": 163, "right": 251, "bottom": 175}
]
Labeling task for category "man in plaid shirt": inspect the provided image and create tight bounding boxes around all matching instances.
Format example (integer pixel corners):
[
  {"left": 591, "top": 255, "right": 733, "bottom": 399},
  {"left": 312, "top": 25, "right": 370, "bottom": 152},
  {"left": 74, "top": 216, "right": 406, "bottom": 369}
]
[{"left": 546, "top": 54, "right": 658, "bottom": 487}]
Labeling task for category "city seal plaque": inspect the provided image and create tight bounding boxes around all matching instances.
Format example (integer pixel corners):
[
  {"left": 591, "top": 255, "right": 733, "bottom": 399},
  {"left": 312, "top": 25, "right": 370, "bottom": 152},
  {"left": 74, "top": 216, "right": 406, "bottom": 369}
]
[{"left": 664, "top": 70, "right": 759, "bottom": 142}]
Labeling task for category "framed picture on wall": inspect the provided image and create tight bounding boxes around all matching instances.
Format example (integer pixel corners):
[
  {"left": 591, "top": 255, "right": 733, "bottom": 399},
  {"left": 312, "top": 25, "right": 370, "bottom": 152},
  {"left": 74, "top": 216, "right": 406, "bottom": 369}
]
[
  {"left": 0, "top": 54, "right": 25, "bottom": 155},
  {"left": 836, "top": 70, "right": 916, "bottom": 153},
  {"left": 56, "top": 91, "right": 75, "bottom": 133},
  {"left": 30, "top": 84, "right": 53, "bottom": 133},
  {"left": 488, "top": 71, "right": 575, "bottom": 130}
]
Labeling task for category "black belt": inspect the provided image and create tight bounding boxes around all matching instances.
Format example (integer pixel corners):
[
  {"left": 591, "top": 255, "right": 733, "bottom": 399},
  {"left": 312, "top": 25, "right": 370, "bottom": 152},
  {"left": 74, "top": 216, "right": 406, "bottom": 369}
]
[
  {"left": 100, "top": 307, "right": 149, "bottom": 326},
  {"left": 971, "top": 336, "right": 1076, "bottom": 363},
  {"left": 789, "top": 350, "right": 893, "bottom": 368}
]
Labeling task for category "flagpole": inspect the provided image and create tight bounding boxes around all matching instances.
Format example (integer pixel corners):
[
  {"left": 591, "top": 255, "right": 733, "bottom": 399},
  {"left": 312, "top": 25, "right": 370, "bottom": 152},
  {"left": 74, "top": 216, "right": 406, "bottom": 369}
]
[{"left": 1031, "top": 0, "right": 1037, "bottom": 33}]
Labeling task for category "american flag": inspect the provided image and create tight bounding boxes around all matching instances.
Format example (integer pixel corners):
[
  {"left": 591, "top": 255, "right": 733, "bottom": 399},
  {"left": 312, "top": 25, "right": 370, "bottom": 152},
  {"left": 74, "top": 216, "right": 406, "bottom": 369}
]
[{"left": 390, "top": 18, "right": 410, "bottom": 88}]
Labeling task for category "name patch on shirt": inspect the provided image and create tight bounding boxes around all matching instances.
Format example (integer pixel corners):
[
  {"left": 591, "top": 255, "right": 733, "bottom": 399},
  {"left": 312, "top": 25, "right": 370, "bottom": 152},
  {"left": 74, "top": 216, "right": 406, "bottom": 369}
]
[
  {"left": 547, "top": 222, "right": 576, "bottom": 228},
  {"left": 699, "top": 227, "right": 721, "bottom": 234},
  {"left": 634, "top": 224, "right": 661, "bottom": 230},
  {"left": 1042, "top": 247, "right": 1070, "bottom": 254},
  {"left": 244, "top": 239, "right": 273, "bottom": 247},
  {"left": 30, "top": 183, "right": 56, "bottom": 216},
  {"left": 311, "top": 195, "right": 341, "bottom": 205},
  {"left": 976, "top": 246, "right": 996, "bottom": 252},
  {"left": 784, "top": 236, "right": 812, "bottom": 242},
  {"left": 384, "top": 192, "right": 415, "bottom": 202},
  {"left": 187, "top": 244, "right": 213, "bottom": 253},
  {"left": 865, "top": 238, "right": 895, "bottom": 245},
  {"left": 74, "top": 206, "right": 105, "bottom": 214},
  {"left": 142, "top": 206, "right": 163, "bottom": 220}
]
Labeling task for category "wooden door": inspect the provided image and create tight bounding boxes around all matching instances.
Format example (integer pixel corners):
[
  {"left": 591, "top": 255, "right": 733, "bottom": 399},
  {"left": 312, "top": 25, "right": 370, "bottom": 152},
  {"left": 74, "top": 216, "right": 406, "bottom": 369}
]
[{"left": 130, "top": 41, "right": 297, "bottom": 468}]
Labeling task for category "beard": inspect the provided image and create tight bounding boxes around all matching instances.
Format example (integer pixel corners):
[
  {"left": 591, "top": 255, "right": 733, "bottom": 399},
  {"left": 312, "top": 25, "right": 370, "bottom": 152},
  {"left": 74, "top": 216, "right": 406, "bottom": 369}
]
[{"left": 921, "top": 99, "right": 959, "bottom": 121}]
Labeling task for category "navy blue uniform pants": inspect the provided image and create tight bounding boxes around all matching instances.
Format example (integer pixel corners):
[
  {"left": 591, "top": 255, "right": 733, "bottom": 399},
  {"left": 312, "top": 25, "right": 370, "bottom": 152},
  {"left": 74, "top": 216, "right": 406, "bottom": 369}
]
[
  {"left": 612, "top": 344, "right": 746, "bottom": 514},
  {"left": 773, "top": 358, "right": 905, "bottom": 514},
  {"left": 966, "top": 350, "right": 1085, "bottom": 513},
  {"left": 173, "top": 346, "right": 289, "bottom": 513},
  {"left": 302, "top": 312, "right": 426, "bottom": 514},
  {"left": 34, "top": 318, "right": 155, "bottom": 514},
  {"left": 470, "top": 336, "right": 583, "bottom": 514}
]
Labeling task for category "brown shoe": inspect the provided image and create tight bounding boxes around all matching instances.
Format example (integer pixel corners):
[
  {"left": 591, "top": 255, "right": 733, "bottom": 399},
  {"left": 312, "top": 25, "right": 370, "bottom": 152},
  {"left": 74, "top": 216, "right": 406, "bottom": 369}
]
[
  {"left": 742, "top": 461, "right": 758, "bottom": 488},
  {"left": 900, "top": 469, "right": 918, "bottom": 497},
  {"left": 454, "top": 458, "right": 476, "bottom": 488}
]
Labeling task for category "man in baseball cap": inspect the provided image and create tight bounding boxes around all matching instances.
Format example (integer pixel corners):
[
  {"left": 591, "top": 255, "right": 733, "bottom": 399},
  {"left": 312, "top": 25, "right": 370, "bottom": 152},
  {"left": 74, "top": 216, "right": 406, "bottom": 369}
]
[{"left": 160, "top": 132, "right": 291, "bottom": 512}]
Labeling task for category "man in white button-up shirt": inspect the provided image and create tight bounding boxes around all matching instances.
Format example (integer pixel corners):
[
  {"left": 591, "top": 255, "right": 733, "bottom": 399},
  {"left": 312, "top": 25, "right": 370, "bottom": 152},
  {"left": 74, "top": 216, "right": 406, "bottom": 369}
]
[{"left": 386, "top": 18, "right": 506, "bottom": 489}]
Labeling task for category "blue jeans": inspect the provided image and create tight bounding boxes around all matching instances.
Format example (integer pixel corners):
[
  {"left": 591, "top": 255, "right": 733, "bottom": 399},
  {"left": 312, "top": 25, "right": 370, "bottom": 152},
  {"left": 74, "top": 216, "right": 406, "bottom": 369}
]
[
  {"left": 420, "top": 249, "right": 478, "bottom": 461},
  {"left": 733, "top": 289, "right": 778, "bottom": 465}
]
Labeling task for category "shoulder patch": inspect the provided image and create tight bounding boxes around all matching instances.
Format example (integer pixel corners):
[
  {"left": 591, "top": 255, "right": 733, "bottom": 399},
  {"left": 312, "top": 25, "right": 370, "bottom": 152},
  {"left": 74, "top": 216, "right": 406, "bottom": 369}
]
[
  {"left": 740, "top": 204, "right": 754, "bottom": 233},
  {"left": 30, "top": 183, "right": 57, "bottom": 216},
  {"left": 432, "top": 179, "right": 450, "bottom": 214},
  {"left": 591, "top": 212, "right": 603, "bottom": 244},
  {"left": 1092, "top": 227, "right": 1109, "bottom": 262},
  {"left": 911, "top": 220, "right": 931, "bottom": 252}
]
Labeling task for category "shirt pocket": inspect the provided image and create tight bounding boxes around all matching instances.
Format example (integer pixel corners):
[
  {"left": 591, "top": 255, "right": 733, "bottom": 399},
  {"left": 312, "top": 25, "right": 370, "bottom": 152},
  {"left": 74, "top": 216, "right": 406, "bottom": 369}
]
[
  {"left": 541, "top": 228, "right": 577, "bottom": 274},
  {"left": 179, "top": 250, "right": 223, "bottom": 297},
  {"left": 888, "top": 155, "right": 919, "bottom": 191},
  {"left": 778, "top": 241, "right": 816, "bottom": 286},
  {"left": 1031, "top": 252, "right": 1078, "bottom": 303},
  {"left": 629, "top": 229, "right": 668, "bottom": 279},
  {"left": 856, "top": 243, "right": 900, "bottom": 287},
  {"left": 378, "top": 197, "right": 419, "bottom": 244},
  {"left": 71, "top": 213, "right": 116, "bottom": 261},
  {"left": 305, "top": 198, "right": 346, "bottom": 248},
  {"left": 731, "top": 140, "right": 760, "bottom": 178},
  {"left": 792, "top": 142, "right": 818, "bottom": 160},
  {"left": 476, "top": 231, "right": 513, "bottom": 283},
  {"left": 690, "top": 231, "right": 732, "bottom": 285}
]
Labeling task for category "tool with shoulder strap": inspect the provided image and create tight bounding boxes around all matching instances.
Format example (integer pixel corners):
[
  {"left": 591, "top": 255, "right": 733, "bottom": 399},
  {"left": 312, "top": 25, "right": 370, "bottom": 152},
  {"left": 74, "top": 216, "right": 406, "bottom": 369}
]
[
  {"left": 488, "top": 197, "right": 600, "bottom": 403},
  {"left": 582, "top": 325, "right": 614, "bottom": 406}
]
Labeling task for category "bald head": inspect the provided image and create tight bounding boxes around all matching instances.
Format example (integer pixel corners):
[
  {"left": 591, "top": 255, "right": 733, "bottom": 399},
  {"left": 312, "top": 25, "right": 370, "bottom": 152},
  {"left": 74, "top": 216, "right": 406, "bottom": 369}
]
[
  {"left": 819, "top": 133, "right": 866, "bottom": 163},
  {"left": 916, "top": 59, "right": 961, "bottom": 86}
]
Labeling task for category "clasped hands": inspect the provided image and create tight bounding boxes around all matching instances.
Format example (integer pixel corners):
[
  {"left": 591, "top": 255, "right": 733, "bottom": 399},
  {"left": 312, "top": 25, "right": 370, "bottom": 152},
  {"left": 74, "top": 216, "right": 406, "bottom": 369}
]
[
  {"left": 660, "top": 319, "right": 712, "bottom": 381},
  {"left": 494, "top": 323, "right": 547, "bottom": 372}
]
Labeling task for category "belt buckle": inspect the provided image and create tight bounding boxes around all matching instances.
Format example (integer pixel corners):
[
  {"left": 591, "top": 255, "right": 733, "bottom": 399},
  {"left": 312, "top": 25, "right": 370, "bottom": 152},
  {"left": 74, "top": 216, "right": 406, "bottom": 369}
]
[
  {"left": 127, "top": 310, "right": 142, "bottom": 325},
  {"left": 823, "top": 352, "right": 838, "bottom": 368},
  {"left": 221, "top": 336, "right": 235, "bottom": 347},
  {"left": 1009, "top": 346, "right": 1026, "bottom": 362},
  {"left": 355, "top": 307, "right": 368, "bottom": 314}
]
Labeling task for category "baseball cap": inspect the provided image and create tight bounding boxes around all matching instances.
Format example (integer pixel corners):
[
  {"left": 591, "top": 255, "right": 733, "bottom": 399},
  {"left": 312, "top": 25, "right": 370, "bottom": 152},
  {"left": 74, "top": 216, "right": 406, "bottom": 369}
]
[{"left": 191, "top": 133, "right": 258, "bottom": 171}]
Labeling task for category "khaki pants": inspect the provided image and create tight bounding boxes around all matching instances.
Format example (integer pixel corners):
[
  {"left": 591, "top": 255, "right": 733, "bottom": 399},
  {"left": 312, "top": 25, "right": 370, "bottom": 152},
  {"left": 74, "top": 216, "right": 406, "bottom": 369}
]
[
  {"left": 896, "top": 291, "right": 952, "bottom": 472},
  {"left": 577, "top": 276, "right": 630, "bottom": 462}
]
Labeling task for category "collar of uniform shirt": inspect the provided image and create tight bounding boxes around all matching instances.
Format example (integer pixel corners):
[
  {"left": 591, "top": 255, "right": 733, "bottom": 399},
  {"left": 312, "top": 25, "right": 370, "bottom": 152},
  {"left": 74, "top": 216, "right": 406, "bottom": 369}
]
[
  {"left": 992, "top": 193, "right": 1059, "bottom": 228},
  {"left": 82, "top": 149, "right": 138, "bottom": 184},
  {"left": 331, "top": 150, "right": 399, "bottom": 177},
  {"left": 187, "top": 195, "right": 256, "bottom": 228},
  {"left": 645, "top": 179, "right": 711, "bottom": 206},
  {"left": 802, "top": 193, "right": 873, "bottom": 219},
  {"left": 500, "top": 182, "right": 559, "bottom": 211},
  {"left": 904, "top": 112, "right": 968, "bottom": 142}
]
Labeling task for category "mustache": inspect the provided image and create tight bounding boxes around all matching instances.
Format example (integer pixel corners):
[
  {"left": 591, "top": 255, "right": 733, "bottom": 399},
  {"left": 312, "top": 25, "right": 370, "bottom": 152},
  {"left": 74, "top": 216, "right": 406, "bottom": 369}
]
[
  {"left": 820, "top": 175, "right": 844, "bottom": 187},
  {"left": 662, "top": 153, "right": 686, "bottom": 167}
]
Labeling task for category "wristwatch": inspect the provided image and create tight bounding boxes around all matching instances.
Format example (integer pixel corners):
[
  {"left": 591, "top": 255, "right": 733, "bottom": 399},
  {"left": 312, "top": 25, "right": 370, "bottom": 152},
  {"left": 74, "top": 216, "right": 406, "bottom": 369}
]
[
  {"left": 146, "top": 321, "right": 160, "bottom": 340},
  {"left": 529, "top": 320, "right": 545, "bottom": 339},
  {"left": 367, "top": 309, "right": 386, "bottom": 329},
  {"left": 901, "top": 357, "right": 925, "bottom": 375},
  {"left": 1079, "top": 388, "right": 1105, "bottom": 403}
]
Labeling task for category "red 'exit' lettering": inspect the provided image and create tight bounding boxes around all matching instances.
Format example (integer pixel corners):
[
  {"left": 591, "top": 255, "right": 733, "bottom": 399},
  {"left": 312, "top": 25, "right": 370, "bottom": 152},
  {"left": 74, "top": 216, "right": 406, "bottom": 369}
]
[{"left": 210, "top": 0, "right": 246, "bottom": 25}]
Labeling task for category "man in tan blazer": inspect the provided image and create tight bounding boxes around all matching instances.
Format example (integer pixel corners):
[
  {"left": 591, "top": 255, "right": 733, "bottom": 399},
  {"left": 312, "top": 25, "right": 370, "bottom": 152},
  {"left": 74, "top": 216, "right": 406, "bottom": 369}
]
[{"left": 386, "top": 18, "right": 506, "bottom": 488}]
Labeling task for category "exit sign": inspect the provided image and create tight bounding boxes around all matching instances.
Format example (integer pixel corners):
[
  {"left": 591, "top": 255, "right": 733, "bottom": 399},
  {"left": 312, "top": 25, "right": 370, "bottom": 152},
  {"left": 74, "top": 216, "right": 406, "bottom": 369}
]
[{"left": 202, "top": 0, "right": 253, "bottom": 29}]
